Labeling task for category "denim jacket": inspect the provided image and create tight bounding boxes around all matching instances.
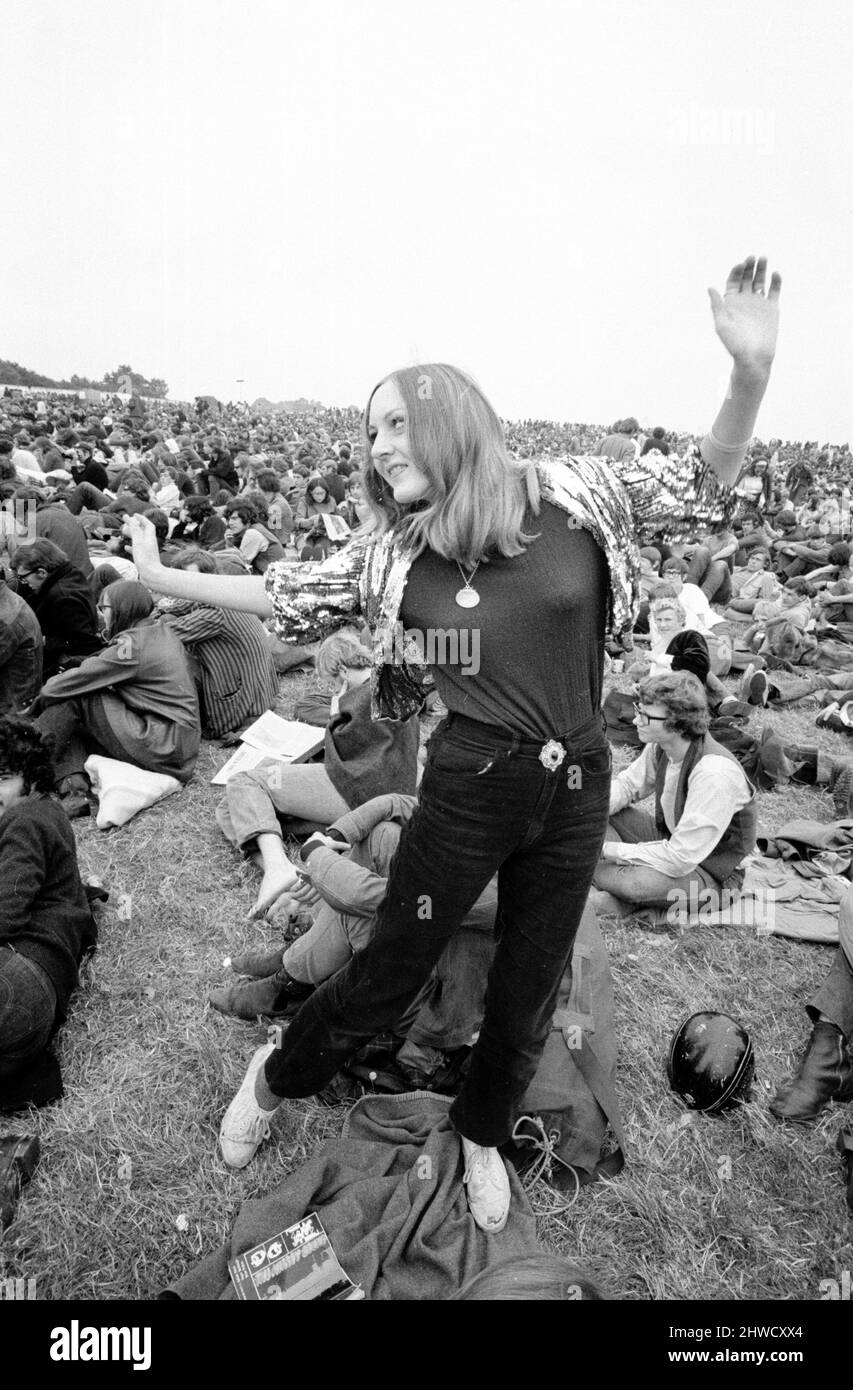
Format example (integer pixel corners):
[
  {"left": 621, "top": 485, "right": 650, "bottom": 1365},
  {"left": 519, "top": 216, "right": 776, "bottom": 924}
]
[{"left": 264, "top": 453, "right": 718, "bottom": 721}]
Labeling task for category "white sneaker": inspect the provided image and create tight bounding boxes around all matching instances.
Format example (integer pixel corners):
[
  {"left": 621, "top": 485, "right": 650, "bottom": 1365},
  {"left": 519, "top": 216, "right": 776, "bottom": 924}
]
[
  {"left": 219, "top": 1043, "right": 279, "bottom": 1169},
  {"left": 460, "top": 1135, "right": 510, "bottom": 1233}
]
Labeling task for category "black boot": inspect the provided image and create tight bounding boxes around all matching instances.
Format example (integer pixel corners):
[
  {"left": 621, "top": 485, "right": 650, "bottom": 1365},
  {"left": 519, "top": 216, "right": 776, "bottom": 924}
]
[
  {"left": 770, "top": 1022, "right": 853, "bottom": 1123},
  {"left": 209, "top": 967, "right": 314, "bottom": 1021}
]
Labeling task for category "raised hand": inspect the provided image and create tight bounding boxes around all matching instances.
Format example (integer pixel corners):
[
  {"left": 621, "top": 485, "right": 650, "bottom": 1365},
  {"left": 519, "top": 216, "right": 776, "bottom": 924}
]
[
  {"left": 708, "top": 256, "right": 781, "bottom": 375},
  {"left": 127, "top": 513, "right": 161, "bottom": 575}
]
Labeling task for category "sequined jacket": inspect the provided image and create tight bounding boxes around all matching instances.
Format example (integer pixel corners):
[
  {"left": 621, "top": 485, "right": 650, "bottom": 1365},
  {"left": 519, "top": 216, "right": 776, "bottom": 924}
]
[{"left": 264, "top": 452, "right": 730, "bottom": 721}]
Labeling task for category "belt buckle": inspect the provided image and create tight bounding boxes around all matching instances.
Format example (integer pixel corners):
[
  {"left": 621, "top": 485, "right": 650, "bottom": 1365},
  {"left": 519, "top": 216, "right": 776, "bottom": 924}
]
[{"left": 539, "top": 739, "right": 566, "bottom": 772}]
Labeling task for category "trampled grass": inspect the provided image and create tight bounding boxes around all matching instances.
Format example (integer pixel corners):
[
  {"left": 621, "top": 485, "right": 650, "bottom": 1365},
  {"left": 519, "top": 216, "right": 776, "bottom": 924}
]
[{"left": 2, "top": 671, "right": 852, "bottom": 1301}]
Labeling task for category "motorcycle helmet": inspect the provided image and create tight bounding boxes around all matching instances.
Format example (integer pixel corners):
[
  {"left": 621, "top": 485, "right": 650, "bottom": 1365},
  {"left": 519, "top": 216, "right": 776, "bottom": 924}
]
[{"left": 667, "top": 1011, "right": 755, "bottom": 1113}]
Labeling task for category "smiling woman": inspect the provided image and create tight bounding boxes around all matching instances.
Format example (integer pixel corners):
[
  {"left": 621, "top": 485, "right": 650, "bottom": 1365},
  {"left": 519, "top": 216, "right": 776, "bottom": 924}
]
[{"left": 129, "top": 256, "right": 782, "bottom": 1236}]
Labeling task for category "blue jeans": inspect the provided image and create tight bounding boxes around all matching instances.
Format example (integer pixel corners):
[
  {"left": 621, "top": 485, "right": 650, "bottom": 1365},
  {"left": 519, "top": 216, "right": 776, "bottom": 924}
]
[
  {"left": 0, "top": 946, "right": 57, "bottom": 1083},
  {"left": 262, "top": 711, "right": 612, "bottom": 1145}
]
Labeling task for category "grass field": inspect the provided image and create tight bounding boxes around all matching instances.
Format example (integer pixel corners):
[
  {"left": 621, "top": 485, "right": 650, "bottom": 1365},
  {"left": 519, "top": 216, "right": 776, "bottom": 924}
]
[{"left": 2, "top": 670, "right": 852, "bottom": 1301}]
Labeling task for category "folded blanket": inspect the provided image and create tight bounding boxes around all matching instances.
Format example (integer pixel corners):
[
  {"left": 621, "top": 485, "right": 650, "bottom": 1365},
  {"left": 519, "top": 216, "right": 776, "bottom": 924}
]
[{"left": 165, "top": 1092, "right": 539, "bottom": 1301}]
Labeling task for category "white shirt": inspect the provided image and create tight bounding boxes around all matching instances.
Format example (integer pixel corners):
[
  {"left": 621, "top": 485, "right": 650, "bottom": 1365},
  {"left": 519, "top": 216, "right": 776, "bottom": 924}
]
[{"left": 603, "top": 742, "right": 752, "bottom": 878}]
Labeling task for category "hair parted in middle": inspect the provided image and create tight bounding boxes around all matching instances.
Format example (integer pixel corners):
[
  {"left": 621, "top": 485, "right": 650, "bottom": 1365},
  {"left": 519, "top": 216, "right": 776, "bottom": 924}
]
[
  {"left": 637, "top": 670, "right": 710, "bottom": 739},
  {"left": 361, "top": 363, "right": 541, "bottom": 568}
]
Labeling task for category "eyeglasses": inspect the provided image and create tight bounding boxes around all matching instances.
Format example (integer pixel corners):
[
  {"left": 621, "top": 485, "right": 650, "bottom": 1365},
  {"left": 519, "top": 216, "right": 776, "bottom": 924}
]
[{"left": 633, "top": 703, "right": 670, "bottom": 725}]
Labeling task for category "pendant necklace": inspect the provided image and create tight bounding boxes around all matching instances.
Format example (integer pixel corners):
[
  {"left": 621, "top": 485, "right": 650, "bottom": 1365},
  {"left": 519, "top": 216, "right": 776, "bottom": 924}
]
[{"left": 455, "top": 559, "right": 481, "bottom": 608}]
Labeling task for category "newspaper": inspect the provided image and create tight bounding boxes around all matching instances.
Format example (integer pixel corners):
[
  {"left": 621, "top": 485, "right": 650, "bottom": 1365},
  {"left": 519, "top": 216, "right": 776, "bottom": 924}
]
[{"left": 211, "top": 711, "right": 324, "bottom": 786}]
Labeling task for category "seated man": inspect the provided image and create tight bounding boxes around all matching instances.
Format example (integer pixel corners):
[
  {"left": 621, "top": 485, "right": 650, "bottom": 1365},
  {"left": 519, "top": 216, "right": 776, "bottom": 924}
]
[
  {"left": 770, "top": 883, "right": 853, "bottom": 1149},
  {"left": 684, "top": 522, "right": 738, "bottom": 605},
  {"left": 0, "top": 567, "right": 43, "bottom": 713},
  {"left": 210, "top": 792, "right": 497, "bottom": 1022},
  {"left": 11, "top": 539, "right": 101, "bottom": 680},
  {"left": 734, "top": 511, "right": 778, "bottom": 566},
  {"left": 656, "top": 560, "right": 732, "bottom": 674},
  {"left": 216, "top": 631, "right": 419, "bottom": 914},
  {"left": 0, "top": 716, "right": 94, "bottom": 1108},
  {"left": 157, "top": 548, "right": 278, "bottom": 738},
  {"left": 725, "top": 547, "right": 781, "bottom": 619},
  {"left": 591, "top": 672, "right": 756, "bottom": 922}
]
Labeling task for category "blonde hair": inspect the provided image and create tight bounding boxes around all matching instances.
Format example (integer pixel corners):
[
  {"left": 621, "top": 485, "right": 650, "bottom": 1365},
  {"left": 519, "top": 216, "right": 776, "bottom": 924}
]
[
  {"left": 315, "top": 629, "right": 372, "bottom": 684},
  {"left": 361, "top": 364, "right": 540, "bottom": 568}
]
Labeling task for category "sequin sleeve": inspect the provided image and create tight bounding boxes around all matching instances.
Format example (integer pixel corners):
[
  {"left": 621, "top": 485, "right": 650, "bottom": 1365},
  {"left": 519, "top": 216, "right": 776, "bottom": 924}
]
[
  {"left": 263, "top": 539, "right": 368, "bottom": 645},
  {"left": 612, "top": 448, "right": 740, "bottom": 541}
]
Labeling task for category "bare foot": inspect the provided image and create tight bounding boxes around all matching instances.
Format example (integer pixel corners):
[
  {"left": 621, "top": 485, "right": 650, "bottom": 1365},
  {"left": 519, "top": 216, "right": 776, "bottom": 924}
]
[{"left": 249, "top": 866, "right": 300, "bottom": 921}]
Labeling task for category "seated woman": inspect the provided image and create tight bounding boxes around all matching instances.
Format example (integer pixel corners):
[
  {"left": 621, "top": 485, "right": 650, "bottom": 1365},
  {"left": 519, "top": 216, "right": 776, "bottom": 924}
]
[
  {"left": 216, "top": 630, "right": 420, "bottom": 918},
  {"left": 11, "top": 539, "right": 101, "bottom": 680},
  {"left": 158, "top": 548, "right": 279, "bottom": 739},
  {"left": 591, "top": 671, "right": 756, "bottom": 924},
  {"left": 33, "top": 580, "right": 200, "bottom": 807},
  {"left": 294, "top": 477, "right": 338, "bottom": 561},
  {"left": 223, "top": 499, "right": 286, "bottom": 575},
  {"left": 0, "top": 716, "right": 94, "bottom": 1108}
]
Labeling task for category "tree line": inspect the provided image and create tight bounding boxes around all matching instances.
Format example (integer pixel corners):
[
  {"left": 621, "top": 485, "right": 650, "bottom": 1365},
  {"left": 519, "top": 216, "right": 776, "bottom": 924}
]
[{"left": 0, "top": 358, "right": 168, "bottom": 398}]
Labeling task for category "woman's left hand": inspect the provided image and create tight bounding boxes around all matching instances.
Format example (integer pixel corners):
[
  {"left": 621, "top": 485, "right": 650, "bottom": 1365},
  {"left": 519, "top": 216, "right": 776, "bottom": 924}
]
[{"left": 708, "top": 256, "right": 781, "bottom": 375}]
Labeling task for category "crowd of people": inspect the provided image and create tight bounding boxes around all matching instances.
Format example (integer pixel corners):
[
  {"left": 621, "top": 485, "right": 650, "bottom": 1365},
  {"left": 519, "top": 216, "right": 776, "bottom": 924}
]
[{"left": 1, "top": 256, "right": 852, "bottom": 1295}]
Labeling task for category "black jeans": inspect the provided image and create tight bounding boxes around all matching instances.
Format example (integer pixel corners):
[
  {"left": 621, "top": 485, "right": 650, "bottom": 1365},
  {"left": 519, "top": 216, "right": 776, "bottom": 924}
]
[{"left": 263, "top": 711, "right": 612, "bottom": 1146}]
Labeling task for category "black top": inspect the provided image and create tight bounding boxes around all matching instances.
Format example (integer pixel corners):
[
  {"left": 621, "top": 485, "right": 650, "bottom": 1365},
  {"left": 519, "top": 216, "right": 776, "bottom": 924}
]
[
  {"left": 401, "top": 500, "right": 607, "bottom": 739},
  {"left": 72, "top": 459, "right": 110, "bottom": 490}
]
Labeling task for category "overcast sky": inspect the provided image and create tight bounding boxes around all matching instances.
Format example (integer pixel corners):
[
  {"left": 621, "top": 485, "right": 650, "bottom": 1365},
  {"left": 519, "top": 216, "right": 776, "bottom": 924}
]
[{"left": 3, "top": 0, "right": 851, "bottom": 440}]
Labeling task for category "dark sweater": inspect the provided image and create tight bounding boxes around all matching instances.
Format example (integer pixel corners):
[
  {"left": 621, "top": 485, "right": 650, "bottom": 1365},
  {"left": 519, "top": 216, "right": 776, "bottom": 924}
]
[
  {"left": 72, "top": 459, "right": 110, "bottom": 490},
  {"left": 24, "top": 561, "right": 101, "bottom": 679},
  {"left": 0, "top": 795, "right": 92, "bottom": 1014}
]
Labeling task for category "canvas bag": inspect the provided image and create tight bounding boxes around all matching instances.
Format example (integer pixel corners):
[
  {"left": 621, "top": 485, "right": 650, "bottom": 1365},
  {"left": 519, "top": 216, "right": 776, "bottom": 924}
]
[{"left": 341, "top": 902, "right": 626, "bottom": 1190}]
